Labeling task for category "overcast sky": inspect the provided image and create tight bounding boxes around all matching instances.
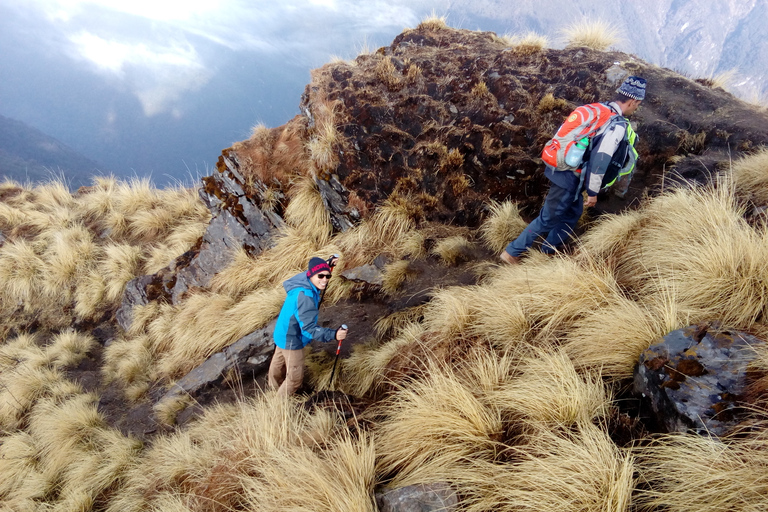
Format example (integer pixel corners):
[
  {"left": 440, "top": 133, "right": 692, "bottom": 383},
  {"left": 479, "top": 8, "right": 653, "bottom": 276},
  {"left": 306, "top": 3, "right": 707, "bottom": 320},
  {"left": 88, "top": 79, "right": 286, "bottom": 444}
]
[
  {"left": 1, "top": 0, "right": 764, "bottom": 187},
  {"left": 0, "top": 0, "right": 443, "bottom": 185}
]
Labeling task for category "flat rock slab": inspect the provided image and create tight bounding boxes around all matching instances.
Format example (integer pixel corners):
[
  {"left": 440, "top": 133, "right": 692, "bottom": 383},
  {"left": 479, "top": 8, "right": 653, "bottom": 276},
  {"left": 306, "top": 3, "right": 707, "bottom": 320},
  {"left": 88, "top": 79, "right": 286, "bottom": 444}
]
[
  {"left": 634, "top": 324, "right": 765, "bottom": 436},
  {"left": 376, "top": 483, "right": 458, "bottom": 512},
  {"left": 157, "top": 321, "right": 275, "bottom": 410}
]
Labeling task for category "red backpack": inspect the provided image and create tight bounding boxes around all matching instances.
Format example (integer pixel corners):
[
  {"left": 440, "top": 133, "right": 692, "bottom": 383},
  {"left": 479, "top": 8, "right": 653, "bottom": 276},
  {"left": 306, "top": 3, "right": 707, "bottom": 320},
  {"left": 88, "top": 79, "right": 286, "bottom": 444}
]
[{"left": 541, "top": 103, "right": 618, "bottom": 170}]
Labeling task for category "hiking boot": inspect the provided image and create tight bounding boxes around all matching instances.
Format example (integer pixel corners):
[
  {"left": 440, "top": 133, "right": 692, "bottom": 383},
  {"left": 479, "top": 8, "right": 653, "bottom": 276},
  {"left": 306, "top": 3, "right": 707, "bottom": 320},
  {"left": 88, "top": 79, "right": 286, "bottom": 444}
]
[{"left": 500, "top": 251, "right": 520, "bottom": 265}]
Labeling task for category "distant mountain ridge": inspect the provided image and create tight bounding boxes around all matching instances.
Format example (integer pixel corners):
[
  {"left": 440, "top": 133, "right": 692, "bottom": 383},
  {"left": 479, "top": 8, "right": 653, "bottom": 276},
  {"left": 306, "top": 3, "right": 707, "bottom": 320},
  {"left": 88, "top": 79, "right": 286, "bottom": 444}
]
[
  {"left": 457, "top": 0, "right": 768, "bottom": 100},
  {"left": 0, "top": 113, "right": 103, "bottom": 188}
]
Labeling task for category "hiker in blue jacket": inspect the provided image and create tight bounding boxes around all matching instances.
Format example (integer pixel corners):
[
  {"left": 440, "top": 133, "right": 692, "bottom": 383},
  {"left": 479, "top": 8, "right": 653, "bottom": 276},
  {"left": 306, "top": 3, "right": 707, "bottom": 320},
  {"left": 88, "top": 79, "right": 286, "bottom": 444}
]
[
  {"left": 268, "top": 256, "right": 348, "bottom": 397},
  {"left": 501, "top": 76, "right": 646, "bottom": 264}
]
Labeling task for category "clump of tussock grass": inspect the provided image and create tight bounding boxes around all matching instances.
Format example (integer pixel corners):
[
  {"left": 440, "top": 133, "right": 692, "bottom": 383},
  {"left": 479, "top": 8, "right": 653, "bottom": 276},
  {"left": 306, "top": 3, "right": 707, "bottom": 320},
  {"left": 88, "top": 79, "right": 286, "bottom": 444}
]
[
  {"left": 432, "top": 235, "right": 476, "bottom": 266},
  {"left": 373, "top": 360, "right": 506, "bottom": 487},
  {"left": 306, "top": 96, "right": 341, "bottom": 172},
  {"left": 562, "top": 19, "right": 621, "bottom": 51},
  {"left": 633, "top": 433, "right": 768, "bottom": 512},
  {"left": 381, "top": 259, "right": 417, "bottom": 295},
  {"left": 374, "top": 305, "right": 427, "bottom": 340},
  {"left": 501, "top": 31, "right": 549, "bottom": 54},
  {"left": 452, "top": 423, "right": 634, "bottom": 512},
  {"left": 45, "top": 329, "right": 96, "bottom": 369},
  {"left": 124, "top": 286, "right": 286, "bottom": 384},
  {"left": 564, "top": 289, "right": 687, "bottom": 380},
  {"left": 488, "top": 349, "right": 611, "bottom": 428},
  {"left": 538, "top": 92, "right": 570, "bottom": 112},
  {"left": 703, "top": 68, "right": 738, "bottom": 91},
  {"left": 479, "top": 200, "right": 528, "bottom": 254},
  {"left": 466, "top": 255, "right": 622, "bottom": 349},
  {"left": 20, "top": 392, "right": 142, "bottom": 509},
  {"left": 0, "top": 431, "right": 39, "bottom": 500},
  {"left": 0, "top": 176, "right": 209, "bottom": 332},
  {"left": 375, "top": 56, "right": 402, "bottom": 91},
  {"left": 336, "top": 198, "right": 416, "bottom": 268},
  {"left": 284, "top": 177, "right": 333, "bottom": 242},
  {"left": 101, "top": 334, "right": 156, "bottom": 401},
  {"left": 417, "top": 12, "right": 447, "bottom": 31},
  {"left": 729, "top": 146, "right": 768, "bottom": 207},
  {"left": 110, "top": 394, "right": 375, "bottom": 512},
  {"left": 581, "top": 182, "right": 768, "bottom": 328},
  {"left": 338, "top": 322, "right": 426, "bottom": 398}
]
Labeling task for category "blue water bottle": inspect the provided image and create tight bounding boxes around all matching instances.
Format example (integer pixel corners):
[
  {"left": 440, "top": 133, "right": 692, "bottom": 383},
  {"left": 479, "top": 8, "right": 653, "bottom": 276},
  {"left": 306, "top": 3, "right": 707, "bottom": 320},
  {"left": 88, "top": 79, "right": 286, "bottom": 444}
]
[{"left": 565, "top": 137, "right": 589, "bottom": 167}]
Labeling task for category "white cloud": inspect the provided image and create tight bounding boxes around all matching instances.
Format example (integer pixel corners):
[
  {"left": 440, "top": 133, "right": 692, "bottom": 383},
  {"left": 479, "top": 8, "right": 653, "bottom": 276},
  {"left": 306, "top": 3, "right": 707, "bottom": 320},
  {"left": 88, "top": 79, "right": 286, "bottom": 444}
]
[
  {"left": 9, "top": 0, "right": 423, "bottom": 115},
  {"left": 67, "top": 30, "right": 211, "bottom": 116}
]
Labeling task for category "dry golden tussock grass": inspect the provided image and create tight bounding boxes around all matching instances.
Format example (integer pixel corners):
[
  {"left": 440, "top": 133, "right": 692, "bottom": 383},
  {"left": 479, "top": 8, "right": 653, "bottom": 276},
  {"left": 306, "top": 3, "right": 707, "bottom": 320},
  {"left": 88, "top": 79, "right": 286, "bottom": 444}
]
[
  {"left": 480, "top": 200, "right": 528, "bottom": 253},
  {"left": 417, "top": 12, "right": 447, "bottom": 31},
  {"left": 729, "top": 146, "right": 768, "bottom": 207},
  {"left": 381, "top": 259, "right": 417, "bottom": 295},
  {"left": 633, "top": 434, "right": 768, "bottom": 512},
  {"left": 45, "top": 330, "right": 96, "bottom": 369},
  {"left": 0, "top": 238, "right": 44, "bottom": 304},
  {"left": 432, "top": 235, "right": 475, "bottom": 266},
  {"left": 421, "top": 285, "right": 477, "bottom": 340},
  {"left": 538, "top": 92, "right": 570, "bottom": 112},
  {"left": 374, "top": 305, "right": 426, "bottom": 340},
  {"left": 284, "top": 177, "right": 333, "bottom": 242},
  {"left": 502, "top": 31, "right": 549, "bottom": 54},
  {"left": 488, "top": 349, "right": 611, "bottom": 428},
  {"left": 375, "top": 56, "right": 402, "bottom": 91},
  {"left": 111, "top": 394, "right": 375, "bottom": 512},
  {"left": 307, "top": 97, "right": 341, "bottom": 172},
  {"left": 373, "top": 362, "right": 505, "bottom": 488},
  {"left": 128, "top": 286, "right": 286, "bottom": 382},
  {"left": 562, "top": 19, "right": 621, "bottom": 51},
  {"left": 470, "top": 255, "right": 622, "bottom": 347},
  {"left": 606, "top": 184, "right": 768, "bottom": 327},
  {"left": 336, "top": 198, "right": 416, "bottom": 268},
  {"left": 706, "top": 68, "right": 738, "bottom": 91},
  {"left": 454, "top": 423, "right": 634, "bottom": 512},
  {"left": 564, "top": 290, "right": 687, "bottom": 380},
  {"left": 339, "top": 322, "right": 426, "bottom": 398}
]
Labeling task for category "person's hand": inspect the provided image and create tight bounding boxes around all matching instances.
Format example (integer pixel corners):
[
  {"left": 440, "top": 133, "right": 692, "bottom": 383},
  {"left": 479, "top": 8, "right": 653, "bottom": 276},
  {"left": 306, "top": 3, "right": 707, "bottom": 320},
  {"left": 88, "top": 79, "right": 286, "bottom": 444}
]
[
  {"left": 584, "top": 195, "right": 597, "bottom": 208},
  {"left": 336, "top": 327, "right": 348, "bottom": 341},
  {"left": 327, "top": 254, "right": 340, "bottom": 268}
]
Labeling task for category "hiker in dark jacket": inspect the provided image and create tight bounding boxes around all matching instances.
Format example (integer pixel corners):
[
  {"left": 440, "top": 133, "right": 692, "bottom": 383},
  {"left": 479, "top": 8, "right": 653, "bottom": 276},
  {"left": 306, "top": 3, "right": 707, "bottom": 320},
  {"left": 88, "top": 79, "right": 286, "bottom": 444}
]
[
  {"left": 268, "top": 256, "right": 348, "bottom": 397},
  {"left": 501, "top": 76, "right": 646, "bottom": 264}
]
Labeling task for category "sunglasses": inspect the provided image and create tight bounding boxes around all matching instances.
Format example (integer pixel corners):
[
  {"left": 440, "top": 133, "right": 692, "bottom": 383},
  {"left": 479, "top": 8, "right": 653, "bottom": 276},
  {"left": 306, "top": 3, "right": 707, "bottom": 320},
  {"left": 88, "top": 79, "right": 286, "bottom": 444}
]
[{"left": 316, "top": 274, "right": 332, "bottom": 280}]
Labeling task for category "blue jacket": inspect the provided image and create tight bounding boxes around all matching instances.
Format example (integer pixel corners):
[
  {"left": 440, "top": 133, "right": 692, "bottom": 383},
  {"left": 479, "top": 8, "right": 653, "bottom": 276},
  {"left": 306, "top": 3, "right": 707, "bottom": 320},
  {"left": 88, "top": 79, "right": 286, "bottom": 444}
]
[{"left": 273, "top": 272, "right": 337, "bottom": 350}]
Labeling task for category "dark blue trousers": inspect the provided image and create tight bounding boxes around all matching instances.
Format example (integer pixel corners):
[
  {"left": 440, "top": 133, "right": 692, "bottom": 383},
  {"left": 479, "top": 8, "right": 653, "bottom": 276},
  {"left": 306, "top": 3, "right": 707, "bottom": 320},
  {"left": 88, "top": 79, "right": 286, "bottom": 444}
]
[{"left": 505, "top": 174, "right": 583, "bottom": 257}]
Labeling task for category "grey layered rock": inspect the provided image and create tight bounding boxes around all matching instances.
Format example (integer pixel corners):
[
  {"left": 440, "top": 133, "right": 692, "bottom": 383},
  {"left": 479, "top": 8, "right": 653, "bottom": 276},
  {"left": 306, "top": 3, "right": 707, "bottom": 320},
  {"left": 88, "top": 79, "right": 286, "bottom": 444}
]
[
  {"left": 341, "top": 264, "right": 384, "bottom": 286},
  {"left": 317, "top": 173, "right": 357, "bottom": 232},
  {"left": 634, "top": 324, "right": 766, "bottom": 436},
  {"left": 116, "top": 150, "right": 286, "bottom": 331},
  {"left": 376, "top": 483, "right": 458, "bottom": 512},
  {"left": 157, "top": 320, "right": 276, "bottom": 411}
]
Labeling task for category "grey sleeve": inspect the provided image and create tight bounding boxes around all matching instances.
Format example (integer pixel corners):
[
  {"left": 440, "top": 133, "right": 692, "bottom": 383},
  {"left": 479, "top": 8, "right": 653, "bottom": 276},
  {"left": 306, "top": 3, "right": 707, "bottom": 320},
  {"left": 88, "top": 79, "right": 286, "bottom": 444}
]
[
  {"left": 296, "top": 291, "right": 337, "bottom": 343},
  {"left": 586, "top": 124, "right": 626, "bottom": 195}
]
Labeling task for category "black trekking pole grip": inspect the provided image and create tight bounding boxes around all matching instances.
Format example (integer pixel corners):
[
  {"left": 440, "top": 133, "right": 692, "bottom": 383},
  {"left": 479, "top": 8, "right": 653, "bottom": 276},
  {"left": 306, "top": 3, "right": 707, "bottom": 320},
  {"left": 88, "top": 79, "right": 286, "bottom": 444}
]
[{"left": 329, "top": 324, "right": 347, "bottom": 387}]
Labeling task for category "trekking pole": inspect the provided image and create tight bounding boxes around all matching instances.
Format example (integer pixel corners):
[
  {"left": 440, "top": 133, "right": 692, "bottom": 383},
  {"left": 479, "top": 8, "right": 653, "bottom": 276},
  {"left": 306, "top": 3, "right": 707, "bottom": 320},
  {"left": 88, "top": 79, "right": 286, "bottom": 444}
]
[
  {"left": 318, "top": 254, "right": 340, "bottom": 307},
  {"left": 329, "top": 324, "right": 347, "bottom": 388}
]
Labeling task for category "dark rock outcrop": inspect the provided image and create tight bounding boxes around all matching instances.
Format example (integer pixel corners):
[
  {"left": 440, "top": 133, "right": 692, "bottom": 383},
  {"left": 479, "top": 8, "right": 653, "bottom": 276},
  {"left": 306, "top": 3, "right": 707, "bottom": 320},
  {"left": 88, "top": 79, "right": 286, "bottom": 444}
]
[
  {"left": 299, "top": 25, "right": 768, "bottom": 224},
  {"left": 376, "top": 483, "right": 458, "bottom": 512},
  {"left": 156, "top": 321, "right": 275, "bottom": 413},
  {"left": 116, "top": 150, "right": 286, "bottom": 330},
  {"left": 634, "top": 324, "right": 766, "bottom": 436}
]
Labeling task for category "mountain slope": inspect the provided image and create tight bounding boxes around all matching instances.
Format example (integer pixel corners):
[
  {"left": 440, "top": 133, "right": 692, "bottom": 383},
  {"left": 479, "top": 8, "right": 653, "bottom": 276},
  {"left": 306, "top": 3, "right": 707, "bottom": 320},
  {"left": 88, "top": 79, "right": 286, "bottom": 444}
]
[{"left": 0, "top": 113, "right": 103, "bottom": 188}]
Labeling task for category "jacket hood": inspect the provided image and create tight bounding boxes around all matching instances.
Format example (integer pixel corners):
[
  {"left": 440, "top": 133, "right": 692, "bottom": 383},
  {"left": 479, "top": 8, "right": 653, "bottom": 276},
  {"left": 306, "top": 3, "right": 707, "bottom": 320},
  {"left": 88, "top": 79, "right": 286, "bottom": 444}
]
[{"left": 283, "top": 271, "right": 318, "bottom": 293}]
